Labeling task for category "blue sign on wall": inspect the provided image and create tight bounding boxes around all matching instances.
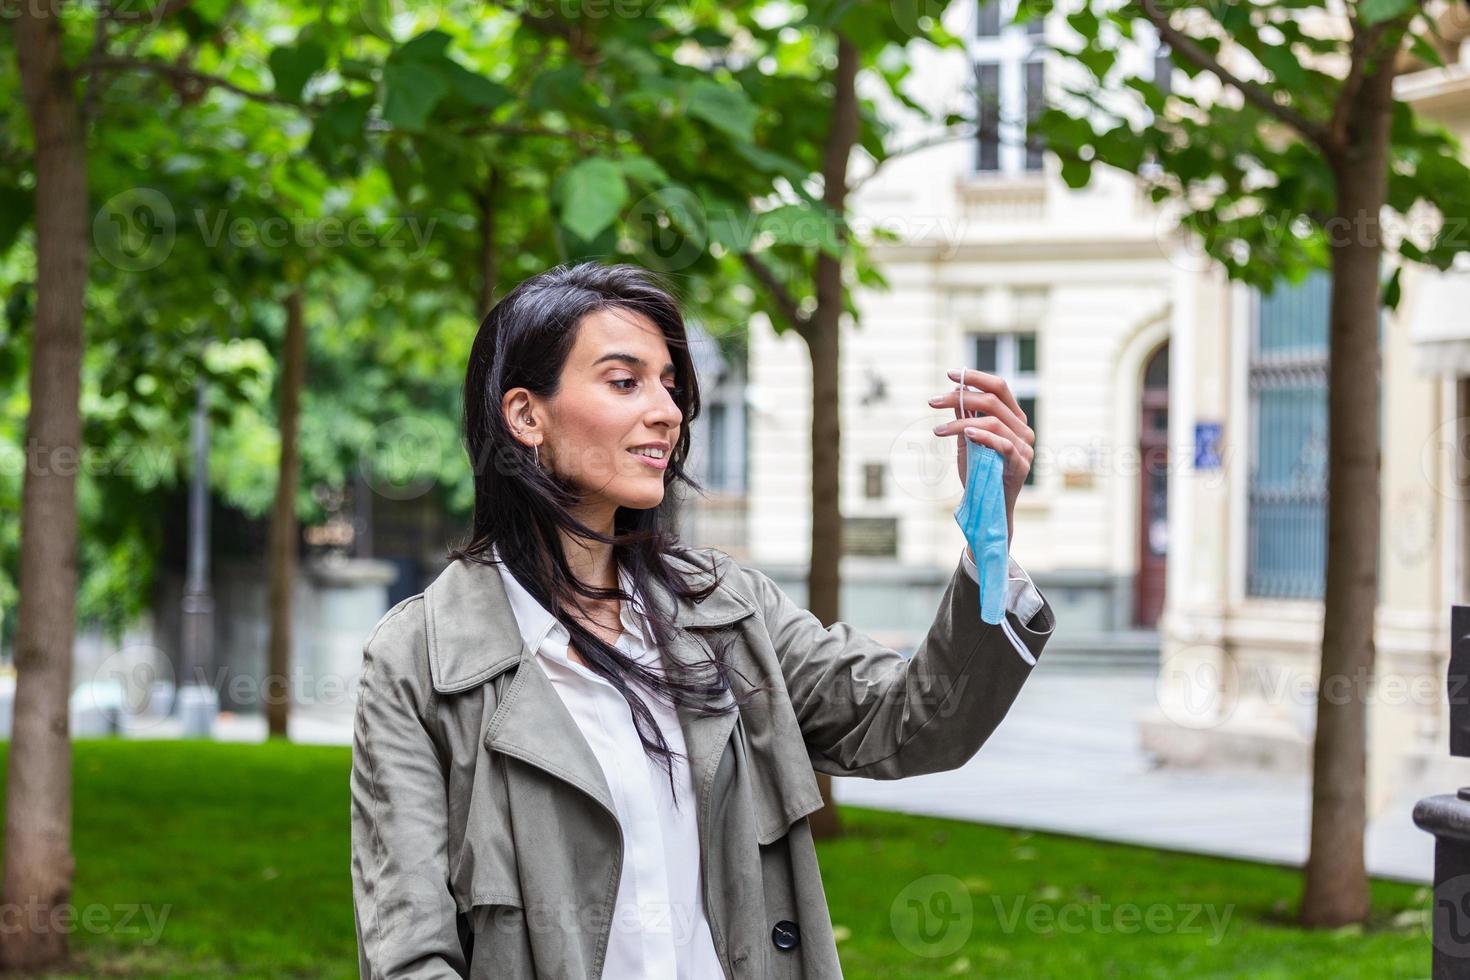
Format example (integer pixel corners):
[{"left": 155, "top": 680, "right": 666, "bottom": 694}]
[{"left": 1194, "top": 422, "right": 1223, "bottom": 470}]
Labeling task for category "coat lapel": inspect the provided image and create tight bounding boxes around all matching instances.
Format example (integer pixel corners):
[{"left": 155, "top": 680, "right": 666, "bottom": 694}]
[{"left": 422, "top": 550, "right": 758, "bottom": 825}]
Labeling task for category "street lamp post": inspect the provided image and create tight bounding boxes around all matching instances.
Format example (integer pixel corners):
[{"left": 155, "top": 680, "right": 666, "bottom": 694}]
[
  {"left": 1413, "top": 603, "right": 1470, "bottom": 978},
  {"left": 176, "top": 377, "right": 218, "bottom": 737}
]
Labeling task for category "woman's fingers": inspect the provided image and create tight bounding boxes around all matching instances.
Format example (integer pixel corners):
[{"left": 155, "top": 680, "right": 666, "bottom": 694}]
[
  {"left": 934, "top": 415, "right": 1034, "bottom": 467},
  {"left": 929, "top": 375, "right": 1033, "bottom": 447},
  {"left": 948, "top": 368, "right": 1027, "bottom": 422}
]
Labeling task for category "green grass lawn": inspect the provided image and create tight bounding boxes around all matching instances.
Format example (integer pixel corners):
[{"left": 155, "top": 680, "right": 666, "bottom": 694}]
[{"left": 0, "top": 739, "right": 1433, "bottom": 978}]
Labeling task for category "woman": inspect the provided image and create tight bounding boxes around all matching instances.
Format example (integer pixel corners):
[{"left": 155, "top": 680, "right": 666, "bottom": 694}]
[{"left": 349, "top": 262, "right": 1056, "bottom": 980}]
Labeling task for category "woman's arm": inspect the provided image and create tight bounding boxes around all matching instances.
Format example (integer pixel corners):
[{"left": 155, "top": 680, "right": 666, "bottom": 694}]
[
  {"left": 739, "top": 552, "right": 1054, "bottom": 780},
  {"left": 350, "top": 597, "right": 468, "bottom": 979}
]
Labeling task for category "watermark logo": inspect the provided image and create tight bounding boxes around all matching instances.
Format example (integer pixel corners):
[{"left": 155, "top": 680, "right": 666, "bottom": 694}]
[
  {"left": 358, "top": 415, "right": 445, "bottom": 500},
  {"left": 891, "top": 874, "right": 973, "bottom": 957},
  {"left": 627, "top": 188, "right": 707, "bottom": 271},
  {"left": 95, "top": 188, "right": 176, "bottom": 272}
]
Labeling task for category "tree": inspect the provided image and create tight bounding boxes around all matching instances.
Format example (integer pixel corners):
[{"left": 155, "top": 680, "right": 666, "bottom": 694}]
[
  {"left": 4, "top": 3, "right": 90, "bottom": 968},
  {"left": 0, "top": 0, "right": 393, "bottom": 961},
  {"left": 1027, "top": 0, "right": 1470, "bottom": 925}
]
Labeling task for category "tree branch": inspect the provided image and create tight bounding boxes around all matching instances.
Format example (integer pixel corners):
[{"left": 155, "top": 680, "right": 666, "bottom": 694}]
[
  {"left": 446, "top": 120, "right": 610, "bottom": 145},
  {"left": 102, "top": 0, "right": 197, "bottom": 32},
  {"left": 80, "top": 5, "right": 113, "bottom": 123},
  {"left": 75, "top": 56, "right": 297, "bottom": 108},
  {"left": 1136, "top": 1, "right": 1330, "bottom": 150},
  {"left": 740, "top": 251, "right": 812, "bottom": 339},
  {"left": 485, "top": 0, "right": 599, "bottom": 63},
  {"left": 1326, "top": 17, "right": 1402, "bottom": 154}
]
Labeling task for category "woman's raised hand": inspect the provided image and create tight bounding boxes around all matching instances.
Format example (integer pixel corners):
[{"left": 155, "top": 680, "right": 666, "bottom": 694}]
[{"left": 928, "top": 367, "right": 1035, "bottom": 521}]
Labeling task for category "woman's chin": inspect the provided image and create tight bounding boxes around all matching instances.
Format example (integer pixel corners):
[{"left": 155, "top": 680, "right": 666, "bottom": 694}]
[{"left": 612, "top": 483, "right": 666, "bottom": 511}]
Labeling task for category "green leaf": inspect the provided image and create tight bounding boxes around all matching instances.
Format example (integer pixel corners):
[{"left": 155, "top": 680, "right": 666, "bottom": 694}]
[
  {"left": 556, "top": 159, "right": 629, "bottom": 240},
  {"left": 382, "top": 61, "right": 451, "bottom": 131},
  {"left": 0, "top": 186, "right": 33, "bottom": 257},
  {"left": 439, "top": 61, "right": 512, "bottom": 110},
  {"left": 618, "top": 156, "right": 669, "bottom": 185},
  {"left": 758, "top": 203, "right": 841, "bottom": 257},
  {"left": 1382, "top": 266, "right": 1402, "bottom": 310},
  {"left": 383, "top": 139, "right": 419, "bottom": 205},
  {"left": 307, "top": 94, "right": 373, "bottom": 175},
  {"left": 1066, "top": 8, "right": 1099, "bottom": 38},
  {"left": 1076, "top": 43, "right": 1116, "bottom": 80},
  {"left": 1410, "top": 33, "right": 1446, "bottom": 68},
  {"left": 1359, "top": 0, "right": 1416, "bottom": 25},
  {"left": 690, "top": 27, "right": 731, "bottom": 47},
  {"left": 687, "top": 81, "right": 759, "bottom": 143},
  {"left": 268, "top": 40, "right": 327, "bottom": 102},
  {"left": 1059, "top": 155, "right": 1093, "bottom": 188},
  {"left": 394, "top": 30, "right": 454, "bottom": 64},
  {"left": 732, "top": 143, "right": 817, "bottom": 200},
  {"left": 707, "top": 205, "right": 761, "bottom": 251},
  {"left": 1218, "top": 3, "right": 1251, "bottom": 35},
  {"left": 1258, "top": 45, "right": 1306, "bottom": 89},
  {"left": 339, "top": 58, "right": 379, "bottom": 83},
  {"left": 529, "top": 64, "right": 586, "bottom": 111}
]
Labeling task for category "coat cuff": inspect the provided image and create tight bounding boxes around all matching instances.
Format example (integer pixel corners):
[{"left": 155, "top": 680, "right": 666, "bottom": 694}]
[{"left": 960, "top": 547, "right": 1047, "bottom": 630}]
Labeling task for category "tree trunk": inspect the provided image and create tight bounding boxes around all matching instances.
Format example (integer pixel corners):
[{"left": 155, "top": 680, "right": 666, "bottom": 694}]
[
  {"left": 1, "top": 2, "right": 90, "bottom": 971},
  {"left": 265, "top": 289, "right": 307, "bottom": 739},
  {"left": 1299, "top": 47, "right": 1396, "bottom": 928},
  {"left": 805, "top": 32, "right": 859, "bottom": 841}
]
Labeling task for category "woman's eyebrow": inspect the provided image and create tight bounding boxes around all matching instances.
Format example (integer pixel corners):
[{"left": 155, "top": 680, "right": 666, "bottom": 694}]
[{"left": 592, "top": 352, "right": 677, "bottom": 375}]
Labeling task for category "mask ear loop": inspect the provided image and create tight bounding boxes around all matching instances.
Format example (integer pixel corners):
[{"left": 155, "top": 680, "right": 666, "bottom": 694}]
[
  {"left": 958, "top": 368, "right": 972, "bottom": 438},
  {"left": 960, "top": 369, "right": 979, "bottom": 457}
]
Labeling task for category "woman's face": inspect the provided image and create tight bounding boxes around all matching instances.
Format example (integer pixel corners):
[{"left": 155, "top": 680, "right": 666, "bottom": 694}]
[{"left": 531, "top": 307, "right": 684, "bottom": 521}]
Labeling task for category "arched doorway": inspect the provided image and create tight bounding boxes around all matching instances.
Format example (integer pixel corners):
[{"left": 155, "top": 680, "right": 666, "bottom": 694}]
[{"left": 1135, "top": 343, "right": 1169, "bottom": 628}]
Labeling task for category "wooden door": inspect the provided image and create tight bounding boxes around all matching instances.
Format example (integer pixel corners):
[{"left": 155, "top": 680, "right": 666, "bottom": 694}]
[{"left": 1135, "top": 343, "right": 1169, "bottom": 628}]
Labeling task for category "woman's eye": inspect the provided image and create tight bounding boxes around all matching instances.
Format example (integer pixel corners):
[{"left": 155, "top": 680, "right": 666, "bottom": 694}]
[{"left": 612, "top": 378, "right": 684, "bottom": 397}]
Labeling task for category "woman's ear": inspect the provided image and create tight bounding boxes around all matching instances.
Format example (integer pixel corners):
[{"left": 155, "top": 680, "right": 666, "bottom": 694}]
[{"left": 502, "top": 388, "right": 541, "bottom": 449}]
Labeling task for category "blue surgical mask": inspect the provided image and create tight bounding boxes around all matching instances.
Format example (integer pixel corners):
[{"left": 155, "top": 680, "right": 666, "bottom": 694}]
[{"left": 951, "top": 382, "right": 1009, "bottom": 625}]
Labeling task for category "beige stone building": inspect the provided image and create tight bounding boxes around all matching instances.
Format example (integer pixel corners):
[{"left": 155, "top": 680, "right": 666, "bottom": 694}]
[{"left": 737, "top": 0, "right": 1470, "bottom": 815}]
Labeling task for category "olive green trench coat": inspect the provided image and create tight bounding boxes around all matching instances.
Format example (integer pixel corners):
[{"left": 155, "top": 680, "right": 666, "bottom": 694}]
[{"left": 349, "top": 547, "right": 1056, "bottom": 979}]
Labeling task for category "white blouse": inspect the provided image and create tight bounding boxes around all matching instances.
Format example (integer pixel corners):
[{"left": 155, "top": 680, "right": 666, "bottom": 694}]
[
  {"left": 489, "top": 545, "right": 1044, "bottom": 979},
  {"left": 491, "top": 543, "right": 722, "bottom": 979}
]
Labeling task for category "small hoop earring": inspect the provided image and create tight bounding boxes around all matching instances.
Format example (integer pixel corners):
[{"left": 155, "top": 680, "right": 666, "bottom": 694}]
[{"left": 533, "top": 443, "right": 539, "bottom": 467}]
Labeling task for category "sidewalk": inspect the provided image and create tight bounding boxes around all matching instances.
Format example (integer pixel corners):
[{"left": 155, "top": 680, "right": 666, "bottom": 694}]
[{"left": 833, "top": 665, "right": 1445, "bottom": 884}]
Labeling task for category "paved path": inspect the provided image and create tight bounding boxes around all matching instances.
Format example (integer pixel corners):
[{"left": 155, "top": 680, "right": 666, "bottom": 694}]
[{"left": 833, "top": 666, "right": 1446, "bottom": 884}]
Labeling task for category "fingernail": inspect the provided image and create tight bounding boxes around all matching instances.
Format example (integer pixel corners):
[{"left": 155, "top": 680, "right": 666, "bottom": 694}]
[
  {"left": 928, "top": 396, "right": 942, "bottom": 404},
  {"left": 946, "top": 369, "right": 960, "bottom": 379}
]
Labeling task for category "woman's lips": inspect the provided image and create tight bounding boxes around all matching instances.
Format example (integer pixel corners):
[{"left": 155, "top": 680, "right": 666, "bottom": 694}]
[{"left": 629, "top": 449, "right": 669, "bottom": 470}]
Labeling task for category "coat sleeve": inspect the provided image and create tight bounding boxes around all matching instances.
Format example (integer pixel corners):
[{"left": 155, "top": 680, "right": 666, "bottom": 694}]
[
  {"left": 350, "top": 597, "right": 469, "bottom": 980},
  {"left": 739, "top": 553, "right": 1055, "bottom": 780}
]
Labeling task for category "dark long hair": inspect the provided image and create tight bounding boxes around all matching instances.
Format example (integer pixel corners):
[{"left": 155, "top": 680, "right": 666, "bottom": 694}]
[{"left": 447, "top": 261, "right": 767, "bottom": 809}]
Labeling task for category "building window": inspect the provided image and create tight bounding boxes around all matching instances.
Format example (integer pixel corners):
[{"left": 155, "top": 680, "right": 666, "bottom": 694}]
[
  {"left": 864, "top": 462, "right": 885, "bottom": 500},
  {"left": 968, "top": 331, "right": 1038, "bottom": 487},
  {"left": 707, "top": 402, "right": 729, "bottom": 490},
  {"left": 972, "top": 0, "right": 1046, "bottom": 175},
  {"left": 1246, "top": 271, "right": 1330, "bottom": 600}
]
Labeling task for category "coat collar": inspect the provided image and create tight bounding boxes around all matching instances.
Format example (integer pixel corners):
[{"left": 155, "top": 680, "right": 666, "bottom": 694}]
[
  {"left": 486, "top": 541, "right": 656, "bottom": 671},
  {"left": 423, "top": 546, "right": 757, "bottom": 695},
  {"left": 422, "top": 545, "right": 759, "bottom": 826}
]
